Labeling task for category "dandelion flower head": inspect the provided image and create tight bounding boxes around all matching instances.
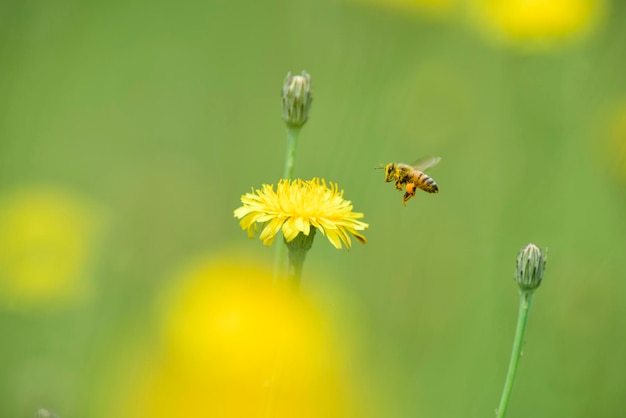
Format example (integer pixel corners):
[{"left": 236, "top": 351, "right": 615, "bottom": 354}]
[{"left": 234, "top": 178, "right": 368, "bottom": 249}]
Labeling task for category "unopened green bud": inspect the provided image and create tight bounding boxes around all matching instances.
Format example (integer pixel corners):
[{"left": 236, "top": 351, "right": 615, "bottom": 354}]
[
  {"left": 281, "top": 71, "right": 312, "bottom": 128},
  {"left": 34, "top": 409, "right": 59, "bottom": 418},
  {"left": 515, "top": 243, "right": 547, "bottom": 291}
]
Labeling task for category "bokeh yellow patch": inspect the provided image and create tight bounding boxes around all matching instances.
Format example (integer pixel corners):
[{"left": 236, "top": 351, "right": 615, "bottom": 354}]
[
  {"left": 122, "top": 258, "right": 359, "bottom": 418},
  {"left": 0, "top": 187, "right": 98, "bottom": 309},
  {"left": 470, "top": 0, "right": 603, "bottom": 48}
]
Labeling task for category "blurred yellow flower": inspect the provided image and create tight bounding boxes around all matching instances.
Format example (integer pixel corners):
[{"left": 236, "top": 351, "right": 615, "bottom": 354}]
[
  {"left": 234, "top": 178, "right": 368, "bottom": 249},
  {"left": 120, "top": 259, "right": 358, "bottom": 418},
  {"left": 0, "top": 187, "right": 98, "bottom": 308},
  {"left": 470, "top": 0, "right": 603, "bottom": 47}
]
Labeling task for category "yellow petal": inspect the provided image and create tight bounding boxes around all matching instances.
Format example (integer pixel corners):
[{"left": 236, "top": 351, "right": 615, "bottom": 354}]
[
  {"left": 246, "top": 223, "right": 259, "bottom": 239},
  {"left": 233, "top": 206, "right": 253, "bottom": 219},
  {"left": 352, "top": 231, "right": 367, "bottom": 244},
  {"left": 259, "top": 217, "right": 284, "bottom": 246},
  {"left": 324, "top": 229, "right": 343, "bottom": 250},
  {"left": 282, "top": 218, "right": 300, "bottom": 242},
  {"left": 239, "top": 213, "right": 259, "bottom": 230},
  {"left": 294, "top": 216, "right": 310, "bottom": 235},
  {"left": 336, "top": 227, "right": 352, "bottom": 249}
]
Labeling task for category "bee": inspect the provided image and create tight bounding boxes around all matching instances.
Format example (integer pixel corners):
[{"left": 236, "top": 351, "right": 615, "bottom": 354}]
[{"left": 378, "top": 156, "right": 441, "bottom": 206}]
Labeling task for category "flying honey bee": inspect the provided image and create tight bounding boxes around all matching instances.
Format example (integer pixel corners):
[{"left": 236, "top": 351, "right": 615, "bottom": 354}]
[{"left": 377, "top": 156, "right": 441, "bottom": 206}]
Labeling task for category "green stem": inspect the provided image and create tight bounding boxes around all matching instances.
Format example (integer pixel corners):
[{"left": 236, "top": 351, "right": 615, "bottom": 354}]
[
  {"left": 265, "top": 230, "right": 314, "bottom": 418},
  {"left": 273, "top": 233, "right": 287, "bottom": 283},
  {"left": 496, "top": 290, "right": 535, "bottom": 418},
  {"left": 285, "top": 229, "right": 315, "bottom": 291},
  {"left": 273, "top": 126, "right": 301, "bottom": 282},
  {"left": 282, "top": 126, "right": 301, "bottom": 180},
  {"left": 263, "top": 363, "right": 282, "bottom": 418}
]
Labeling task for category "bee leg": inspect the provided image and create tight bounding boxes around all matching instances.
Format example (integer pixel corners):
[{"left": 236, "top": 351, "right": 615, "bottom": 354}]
[
  {"left": 394, "top": 180, "right": 404, "bottom": 191},
  {"left": 403, "top": 183, "right": 417, "bottom": 206}
]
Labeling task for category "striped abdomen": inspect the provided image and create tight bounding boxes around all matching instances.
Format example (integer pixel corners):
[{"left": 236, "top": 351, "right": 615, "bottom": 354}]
[{"left": 412, "top": 171, "right": 439, "bottom": 193}]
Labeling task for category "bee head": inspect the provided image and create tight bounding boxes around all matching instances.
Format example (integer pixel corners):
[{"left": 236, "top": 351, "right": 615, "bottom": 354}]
[{"left": 384, "top": 163, "right": 395, "bottom": 182}]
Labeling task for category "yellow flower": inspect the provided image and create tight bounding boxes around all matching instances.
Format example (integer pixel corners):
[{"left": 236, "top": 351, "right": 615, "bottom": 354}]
[
  {"left": 115, "top": 259, "right": 361, "bottom": 418},
  {"left": 234, "top": 178, "right": 368, "bottom": 249},
  {"left": 0, "top": 187, "right": 99, "bottom": 308},
  {"left": 471, "top": 0, "right": 603, "bottom": 48}
]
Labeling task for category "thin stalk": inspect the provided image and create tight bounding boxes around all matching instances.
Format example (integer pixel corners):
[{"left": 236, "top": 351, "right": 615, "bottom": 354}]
[
  {"left": 285, "top": 229, "right": 315, "bottom": 291},
  {"left": 496, "top": 290, "right": 535, "bottom": 418},
  {"left": 265, "top": 230, "right": 313, "bottom": 418},
  {"left": 263, "top": 361, "right": 282, "bottom": 418},
  {"left": 273, "top": 126, "right": 301, "bottom": 282},
  {"left": 282, "top": 126, "right": 301, "bottom": 180}
]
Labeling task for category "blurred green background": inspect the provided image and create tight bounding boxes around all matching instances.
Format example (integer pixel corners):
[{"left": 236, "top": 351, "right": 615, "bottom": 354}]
[{"left": 2, "top": 0, "right": 626, "bottom": 417}]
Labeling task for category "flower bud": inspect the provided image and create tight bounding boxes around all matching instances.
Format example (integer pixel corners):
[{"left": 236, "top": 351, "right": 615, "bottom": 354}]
[
  {"left": 281, "top": 71, "right": 312, "bottom": 128},
  {"left": 515, "top": 243, "right": 547, "bottom": 291},
  {"left": 34, "top": 409, "right": 59, "bottom": 418}
]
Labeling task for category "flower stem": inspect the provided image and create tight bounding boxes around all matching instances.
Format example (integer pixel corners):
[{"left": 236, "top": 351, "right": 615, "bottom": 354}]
[
  {"left": 265, "top": 230, "right": 314, "bottom": 418},
  {"left": 263, "top": 363, "right": 282, "bottom": 418},
  {"left": 496, "top": 290, "right": 535, "bottom": 418},
  {"left": 273, "top": 126, "right": 301, "bottom": 282},
  {"left": 285, "top": 229, "right": 315, "bottom": 291},
  {"left": 282, "top": 126, "right": 301, "bottom": 180}
]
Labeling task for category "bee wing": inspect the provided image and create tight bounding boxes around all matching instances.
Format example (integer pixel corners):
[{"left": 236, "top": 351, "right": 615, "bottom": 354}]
[{"left": 410, "top": 156, "right": 441, "bottom": 172}]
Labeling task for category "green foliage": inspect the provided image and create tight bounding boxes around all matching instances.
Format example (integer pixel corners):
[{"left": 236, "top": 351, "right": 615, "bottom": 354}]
[{"left": 1, "top": 0, "right": 626, "bottom": 417}]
